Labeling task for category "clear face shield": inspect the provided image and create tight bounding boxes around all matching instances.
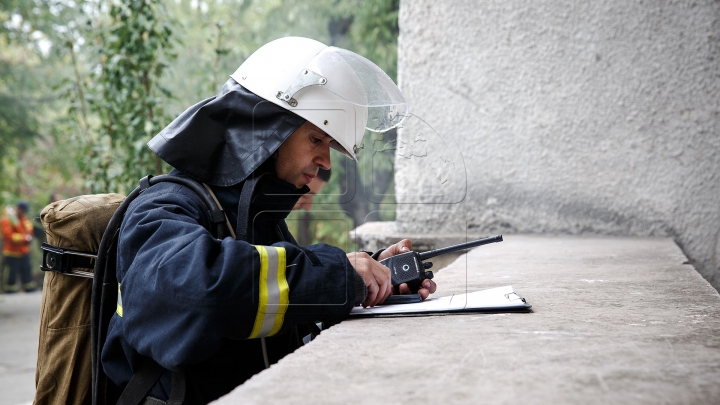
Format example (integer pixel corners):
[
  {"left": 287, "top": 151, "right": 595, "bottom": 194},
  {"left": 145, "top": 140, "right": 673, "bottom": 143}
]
[{"left": 321, "top": 47, "right": 408, "bottom": 133}]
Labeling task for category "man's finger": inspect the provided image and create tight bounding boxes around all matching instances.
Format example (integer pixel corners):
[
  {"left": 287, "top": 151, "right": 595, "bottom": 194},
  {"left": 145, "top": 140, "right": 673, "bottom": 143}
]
[
  {"left": 379, "top": 265, "right": 393, "bottom": 303},
  {"left": 364, "top": 282, "right": 379, "bottom": 307},
  {"left": 423, "top": 279, "right": 437, "bottom": 294},
  {"left": 391, "top": 239, "right": 411, "bottom": 252},
  {"left": 369, "top": 288, "right": 383, "bottom": 307},
  {"left": 374, "top": 275, "right": 391, "bottom": 307},
  {"left": 382, "top": 279, "right": 393, "bottom": 303},
  {"left": 377, "top": 239, "right": 413, "bottom": 261},
  {"left": 373, "top": 262, "right": 392, "bottom": 304}
]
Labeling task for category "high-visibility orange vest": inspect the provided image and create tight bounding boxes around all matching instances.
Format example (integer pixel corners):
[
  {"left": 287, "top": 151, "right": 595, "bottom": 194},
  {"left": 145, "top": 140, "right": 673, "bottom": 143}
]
[{"left": 1, "top": 206, "right": 33, "bottom": 257}]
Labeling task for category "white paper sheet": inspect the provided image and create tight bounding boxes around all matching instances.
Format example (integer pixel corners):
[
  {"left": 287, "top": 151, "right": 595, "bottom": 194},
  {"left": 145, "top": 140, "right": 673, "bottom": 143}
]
[{"left": 349, "top": 285, "right": 531, "bottom": 317}]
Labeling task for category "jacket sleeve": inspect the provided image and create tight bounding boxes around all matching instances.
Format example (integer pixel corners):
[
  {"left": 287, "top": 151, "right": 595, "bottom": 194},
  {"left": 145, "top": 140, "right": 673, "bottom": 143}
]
[{"left": 113, "top": 183, "right": 357, "bottom": 368}]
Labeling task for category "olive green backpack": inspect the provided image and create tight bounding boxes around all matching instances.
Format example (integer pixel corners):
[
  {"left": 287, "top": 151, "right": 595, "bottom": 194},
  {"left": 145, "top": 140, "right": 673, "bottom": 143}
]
[{"left": 34, "top": 175, "right": 229, "bottom": 405}]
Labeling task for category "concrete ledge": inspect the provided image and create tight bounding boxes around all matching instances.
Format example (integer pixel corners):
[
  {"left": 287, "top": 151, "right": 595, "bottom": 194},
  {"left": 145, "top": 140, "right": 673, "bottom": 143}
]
[{"left": 214, "top": 235, "right": 720, "bottom": 405}]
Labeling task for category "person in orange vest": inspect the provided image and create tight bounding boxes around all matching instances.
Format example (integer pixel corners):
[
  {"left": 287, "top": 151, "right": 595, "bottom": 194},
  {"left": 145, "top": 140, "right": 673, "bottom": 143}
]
[{"left": 1, "top": 201, "right": 36, "bottom": 293}]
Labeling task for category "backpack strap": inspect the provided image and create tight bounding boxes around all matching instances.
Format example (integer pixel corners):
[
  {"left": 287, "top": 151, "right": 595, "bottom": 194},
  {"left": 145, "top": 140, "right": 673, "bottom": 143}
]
[
  {"left": 40, "top": 243, "right": 96, "bottom": 278},
  {"left": 202, "top": 183, "right": 236, "bottom": 240},
  {"left": 93, "top": 187, "right": 142, "bottom": 405},
  {"left": 140, "top": 175, "right": 228, "bottom": 239},
  {"left": 235, "top": 173, "right": 266, "bottom": 242},
  {"left": 115, "top": 357, "right": 185, "bottom": 405},
  {"left": 166, "top": 370, "right": 186, "bottom": 405},
  {"left": 116, "top": 358, "right": 164, "bottom": 405}
]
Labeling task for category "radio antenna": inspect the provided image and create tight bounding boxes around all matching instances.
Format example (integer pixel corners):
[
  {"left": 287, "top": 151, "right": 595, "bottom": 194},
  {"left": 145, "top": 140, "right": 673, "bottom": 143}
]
[{"left": 417, "top": 235, "right": 503, "bottom": 261}]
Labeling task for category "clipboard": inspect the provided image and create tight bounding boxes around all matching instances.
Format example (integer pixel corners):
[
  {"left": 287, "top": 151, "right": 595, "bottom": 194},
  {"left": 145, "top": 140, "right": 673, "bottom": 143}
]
[{"left": 349, "top": 285, "right": 531, "bottom": 317}]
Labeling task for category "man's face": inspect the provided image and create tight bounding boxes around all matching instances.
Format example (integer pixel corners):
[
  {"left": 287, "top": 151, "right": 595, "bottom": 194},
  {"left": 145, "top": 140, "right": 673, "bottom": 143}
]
[
  {"left": 275, "top": 121, "right": 332, "bottom": 189},
  {"left": 293, "top": 177, "right": 327, "bottom": 211}
]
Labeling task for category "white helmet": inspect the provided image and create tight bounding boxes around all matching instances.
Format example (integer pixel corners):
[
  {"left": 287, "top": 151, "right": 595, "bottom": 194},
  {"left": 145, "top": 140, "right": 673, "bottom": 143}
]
[{"left": 231, "top": 37, "right": 407, "bottom": 161}]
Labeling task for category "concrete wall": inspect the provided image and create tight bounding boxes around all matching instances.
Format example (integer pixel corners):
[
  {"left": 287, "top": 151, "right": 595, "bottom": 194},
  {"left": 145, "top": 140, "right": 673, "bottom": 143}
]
[{"left": 393, "top": 1, "right": 720, "bottom": 288}]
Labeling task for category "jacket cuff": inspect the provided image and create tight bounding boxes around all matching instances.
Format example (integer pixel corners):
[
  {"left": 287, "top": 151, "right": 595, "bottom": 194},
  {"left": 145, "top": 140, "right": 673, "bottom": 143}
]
[
  {"left": 360, "top": 249, "right": 386, "bottom": 261},
  {"left": 353, "top": 269, "right": 367, "bottom": 306}
]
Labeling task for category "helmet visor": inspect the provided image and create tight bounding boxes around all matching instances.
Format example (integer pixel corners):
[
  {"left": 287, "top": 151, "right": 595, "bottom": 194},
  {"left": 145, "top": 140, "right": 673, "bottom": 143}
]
[{"left": 307, "top": 47, "right": 408, "bottom": 133}]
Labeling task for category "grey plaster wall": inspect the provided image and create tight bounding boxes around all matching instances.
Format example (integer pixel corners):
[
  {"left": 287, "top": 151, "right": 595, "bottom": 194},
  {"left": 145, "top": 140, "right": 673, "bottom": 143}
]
[{"left": 393, "top": 1, "right": 720, "bottom": 288}]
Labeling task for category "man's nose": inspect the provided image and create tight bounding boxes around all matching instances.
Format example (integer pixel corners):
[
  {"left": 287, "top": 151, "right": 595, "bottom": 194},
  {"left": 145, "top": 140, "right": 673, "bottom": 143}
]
[{"left": 316, "top": 145, "right": 331, "bottom": 170}]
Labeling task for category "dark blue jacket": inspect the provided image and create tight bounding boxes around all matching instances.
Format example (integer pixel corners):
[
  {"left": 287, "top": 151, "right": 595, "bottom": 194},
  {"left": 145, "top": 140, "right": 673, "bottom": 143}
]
[{"left": 101, "top": 171, "right": 361, "bottom": 403}]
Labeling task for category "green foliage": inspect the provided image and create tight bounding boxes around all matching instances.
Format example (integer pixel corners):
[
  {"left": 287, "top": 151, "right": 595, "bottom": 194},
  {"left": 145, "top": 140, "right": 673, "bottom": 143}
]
[
  {"left": 0, "top": 6, "right": 41, "bottom": 200},
  {"left": 1, "top": 0, "right": 85, "bottom": 280},
  {"left": 74, "top": 0, "right": 177, "bottom": 194},
  {"left": 0, "top": 0, "right": 82, "bottom": 208},
  {"left": 160, "top": 0, "right": 335, "bottom": 115},
  {"left": 343, "top": 0, "right": 399, "bottom": 81}
]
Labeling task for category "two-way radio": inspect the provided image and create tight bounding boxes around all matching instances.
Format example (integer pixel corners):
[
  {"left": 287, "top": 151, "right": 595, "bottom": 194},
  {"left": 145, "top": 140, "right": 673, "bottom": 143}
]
[{"left": 379, "top": 235, "right": 503, "bottom": 304}]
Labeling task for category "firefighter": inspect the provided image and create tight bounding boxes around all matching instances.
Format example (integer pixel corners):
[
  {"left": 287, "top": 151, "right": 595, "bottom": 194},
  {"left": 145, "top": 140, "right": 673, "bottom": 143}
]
[{"left": 101, "top": 37, "right": 436, "bottom": 404}]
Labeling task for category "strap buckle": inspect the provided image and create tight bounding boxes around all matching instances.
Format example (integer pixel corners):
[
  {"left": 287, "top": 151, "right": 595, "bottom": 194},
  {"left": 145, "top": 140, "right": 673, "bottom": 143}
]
[{"left": 41, "top": 242, "right": 96, "bottom": 278}]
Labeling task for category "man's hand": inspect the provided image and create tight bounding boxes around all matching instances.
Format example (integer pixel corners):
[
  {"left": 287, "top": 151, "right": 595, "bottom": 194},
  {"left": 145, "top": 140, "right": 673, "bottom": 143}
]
[
  {"left": 346, "top": 252, "right": 392, "bottom": 308},
  {"left": 377, "top": 239, "right": 437, "bottom": 301}
]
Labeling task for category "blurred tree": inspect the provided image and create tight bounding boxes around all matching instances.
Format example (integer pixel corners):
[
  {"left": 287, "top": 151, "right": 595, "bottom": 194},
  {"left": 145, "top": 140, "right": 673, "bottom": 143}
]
[
  {"left": 1, "top": 0, "right": 88, "bottom": 282},
  {"left": 0, "top": 1, "right": 42, "bottom": 197},
  {"left": 0, "top": 0, "right": 82, "bottom": 205},
  {"left": 76, "top": 0, "right": 177, "bottom": 194}
]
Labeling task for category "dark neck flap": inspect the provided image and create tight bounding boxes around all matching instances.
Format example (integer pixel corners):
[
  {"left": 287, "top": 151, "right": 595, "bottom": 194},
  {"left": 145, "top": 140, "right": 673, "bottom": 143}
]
[{"left": 148, "top": 78, "right": 305, "bottom": 187}]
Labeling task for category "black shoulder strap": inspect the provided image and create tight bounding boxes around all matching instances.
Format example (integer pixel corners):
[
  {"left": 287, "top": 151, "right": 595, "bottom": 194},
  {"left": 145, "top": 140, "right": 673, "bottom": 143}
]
[
  {"left": 115, "top": 358, "right": 164, "bottom": 405},
  {"left": 235, "top": 172, "right": 265, "bottom": 242},
  {"left": 140, "top": 175, "right": 228, "bottom": 239},
  {"left": 115, "top": 357, "right": 185, "bottom": 405},
  {"left": 91, "top": 174, "right": 226, "bottom": 405}
]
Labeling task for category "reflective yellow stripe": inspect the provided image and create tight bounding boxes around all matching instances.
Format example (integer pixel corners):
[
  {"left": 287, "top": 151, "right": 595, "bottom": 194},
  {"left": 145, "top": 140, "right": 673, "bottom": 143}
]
[
  {"left": 116, "top": 283, "right": 123, "bottom": 317},
  {"left": 249, "top": 246, "right": 289, "bottom": 339}
]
